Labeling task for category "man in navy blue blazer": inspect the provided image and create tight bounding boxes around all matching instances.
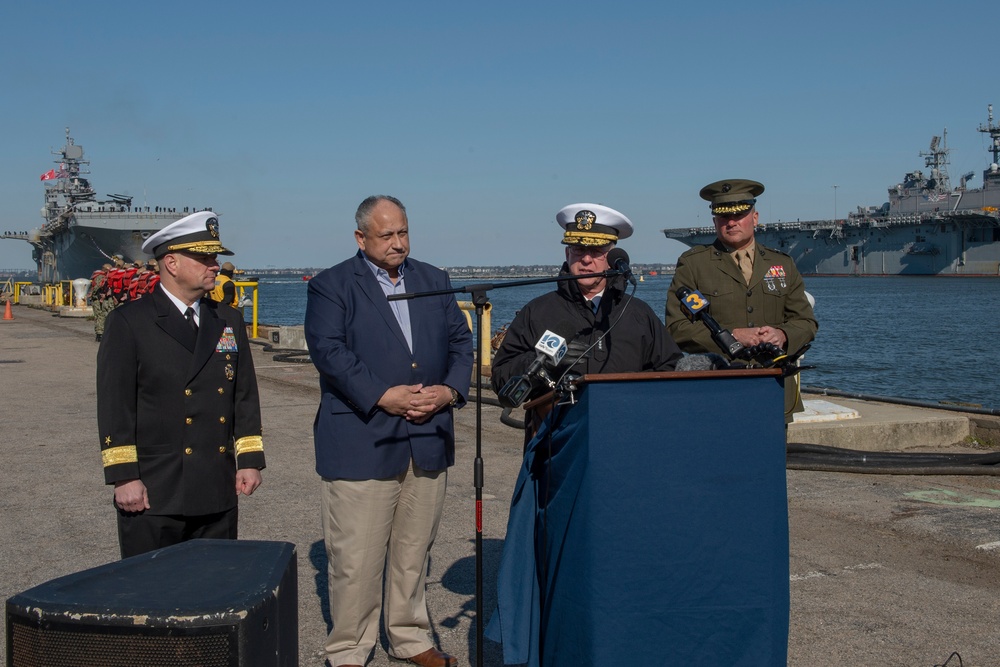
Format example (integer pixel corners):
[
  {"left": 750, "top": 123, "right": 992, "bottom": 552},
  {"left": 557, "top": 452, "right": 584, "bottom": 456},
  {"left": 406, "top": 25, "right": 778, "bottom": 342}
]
[{"left": 305, "top": 195, "right": 473, "bottom": 667}]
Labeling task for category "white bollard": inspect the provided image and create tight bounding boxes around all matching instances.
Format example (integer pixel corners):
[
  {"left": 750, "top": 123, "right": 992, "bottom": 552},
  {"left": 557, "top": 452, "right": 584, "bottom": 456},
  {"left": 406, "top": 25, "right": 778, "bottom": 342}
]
[{"left": 72, "top": 278, "right": 91, "bottom": 307}]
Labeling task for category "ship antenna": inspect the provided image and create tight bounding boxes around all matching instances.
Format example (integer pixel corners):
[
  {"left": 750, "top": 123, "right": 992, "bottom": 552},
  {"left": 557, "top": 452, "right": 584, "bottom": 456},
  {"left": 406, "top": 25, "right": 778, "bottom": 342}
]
[
  {"left": 920, "top": 130, "right": 950, "bottom": 191},
  {"left": 979, "top": 103, "right": 1000, "bottom": 166}
]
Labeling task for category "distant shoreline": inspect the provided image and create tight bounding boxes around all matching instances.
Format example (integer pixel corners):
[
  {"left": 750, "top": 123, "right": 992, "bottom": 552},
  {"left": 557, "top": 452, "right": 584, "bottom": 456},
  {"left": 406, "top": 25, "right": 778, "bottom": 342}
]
[
  {"left": 246, "top": 264, "right": 678, "bottom": 280},
  {"left": 1, "top": 264, "right": 678, "bottom": 282}
]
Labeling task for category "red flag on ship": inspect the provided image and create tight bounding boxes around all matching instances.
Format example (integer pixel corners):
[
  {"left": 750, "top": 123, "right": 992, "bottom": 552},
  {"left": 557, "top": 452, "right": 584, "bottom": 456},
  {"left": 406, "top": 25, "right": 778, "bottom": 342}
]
[{"left": 39, "top": 169, "right": 57, "bottom": 181}]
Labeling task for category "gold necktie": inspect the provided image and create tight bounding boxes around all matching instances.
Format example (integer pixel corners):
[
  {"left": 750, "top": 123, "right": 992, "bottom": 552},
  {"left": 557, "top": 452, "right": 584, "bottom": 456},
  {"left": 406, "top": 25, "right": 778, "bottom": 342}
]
[{"left": 739, "top": 251, "right": 753, "bottom": 284}]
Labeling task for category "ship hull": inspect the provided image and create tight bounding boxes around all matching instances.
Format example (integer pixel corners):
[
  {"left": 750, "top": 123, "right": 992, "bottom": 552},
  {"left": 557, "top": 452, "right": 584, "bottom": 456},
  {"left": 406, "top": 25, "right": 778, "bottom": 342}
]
[
  {"left": 665, "top": 223, "right": 1000, "bottom": 277},
  {"left": 787, "top": 226, "right": 1000, "bottom": 276},
  {"left": 37, "top": 211, "right": 186, "bottom": 282}
]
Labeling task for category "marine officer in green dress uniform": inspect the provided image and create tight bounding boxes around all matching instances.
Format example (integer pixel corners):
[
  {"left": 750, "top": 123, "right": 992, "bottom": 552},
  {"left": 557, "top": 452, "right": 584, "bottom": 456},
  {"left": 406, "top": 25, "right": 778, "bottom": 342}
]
[{"left": 665, "top": 179, "right": 818, "bottom": 421}]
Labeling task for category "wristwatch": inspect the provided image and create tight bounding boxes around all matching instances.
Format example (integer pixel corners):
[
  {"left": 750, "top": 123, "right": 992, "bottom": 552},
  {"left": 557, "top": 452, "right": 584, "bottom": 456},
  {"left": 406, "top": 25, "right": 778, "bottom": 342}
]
[{"left": 448, "top": 387, "right": 459, "bottom": 406}]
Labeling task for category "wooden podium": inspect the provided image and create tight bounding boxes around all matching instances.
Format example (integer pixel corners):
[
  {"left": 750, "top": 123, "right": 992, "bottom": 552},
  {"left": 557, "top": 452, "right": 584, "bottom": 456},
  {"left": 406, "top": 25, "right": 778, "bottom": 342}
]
[{"left": 489, "top": 369, "right": 789, "bottom": 666}]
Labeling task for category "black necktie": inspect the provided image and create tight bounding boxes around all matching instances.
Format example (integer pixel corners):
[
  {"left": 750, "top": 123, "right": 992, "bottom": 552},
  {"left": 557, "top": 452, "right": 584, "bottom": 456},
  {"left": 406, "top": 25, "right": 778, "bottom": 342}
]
[{"left": 184, "top": 307, "right": 198, "bottom": 333}]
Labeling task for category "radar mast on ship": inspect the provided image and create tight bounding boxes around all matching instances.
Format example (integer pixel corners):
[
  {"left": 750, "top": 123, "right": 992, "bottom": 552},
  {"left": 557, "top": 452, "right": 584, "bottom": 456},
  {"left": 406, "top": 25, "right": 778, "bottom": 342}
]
[{"left": 978, "top": 104, "right": 1000, "bottom": 187}]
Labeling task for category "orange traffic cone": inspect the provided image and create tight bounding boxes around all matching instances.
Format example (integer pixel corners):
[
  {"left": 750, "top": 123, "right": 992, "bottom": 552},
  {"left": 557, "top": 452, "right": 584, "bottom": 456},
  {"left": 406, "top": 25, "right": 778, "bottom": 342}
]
[{"left": 3, "top": 300, "right": 13, "bottom": 321}]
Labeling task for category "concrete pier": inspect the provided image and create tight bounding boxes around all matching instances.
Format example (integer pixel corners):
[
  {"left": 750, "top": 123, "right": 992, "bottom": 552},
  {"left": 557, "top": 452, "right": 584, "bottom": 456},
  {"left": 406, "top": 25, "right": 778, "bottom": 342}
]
[{"left": 2, "top": 302, "right": 999, "bottom": 666}]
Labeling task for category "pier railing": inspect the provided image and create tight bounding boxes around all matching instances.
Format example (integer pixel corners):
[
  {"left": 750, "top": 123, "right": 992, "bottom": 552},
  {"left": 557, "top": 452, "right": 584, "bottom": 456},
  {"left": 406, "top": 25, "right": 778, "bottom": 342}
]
[
  {"left": 3, "top": 278, "right": 499, "bottom": 369},
  {"left": 456, "top": 300, "right": 493, "bottom": 370},
  {"left": 234, "top": 279, "right": 260, "bottom": 339}
]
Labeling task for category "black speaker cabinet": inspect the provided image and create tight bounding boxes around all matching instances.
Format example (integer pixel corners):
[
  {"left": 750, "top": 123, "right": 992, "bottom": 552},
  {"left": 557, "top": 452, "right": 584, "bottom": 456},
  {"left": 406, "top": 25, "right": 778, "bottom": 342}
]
[{"left": 6, "top": 539, "right": 297, "bottom": 667}]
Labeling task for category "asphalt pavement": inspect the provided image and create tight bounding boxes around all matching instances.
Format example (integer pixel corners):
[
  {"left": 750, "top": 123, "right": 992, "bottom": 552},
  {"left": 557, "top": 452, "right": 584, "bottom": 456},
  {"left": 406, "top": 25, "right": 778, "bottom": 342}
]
[{"left": 1, "top": 303, "right": 998, "bottom": 666}]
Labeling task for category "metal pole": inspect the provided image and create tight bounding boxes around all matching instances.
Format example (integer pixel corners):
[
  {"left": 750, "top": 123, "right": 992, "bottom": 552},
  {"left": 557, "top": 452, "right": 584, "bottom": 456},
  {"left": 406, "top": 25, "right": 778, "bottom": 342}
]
[{"left": 472, "top": 292, "right": 488, "bottom": 667}]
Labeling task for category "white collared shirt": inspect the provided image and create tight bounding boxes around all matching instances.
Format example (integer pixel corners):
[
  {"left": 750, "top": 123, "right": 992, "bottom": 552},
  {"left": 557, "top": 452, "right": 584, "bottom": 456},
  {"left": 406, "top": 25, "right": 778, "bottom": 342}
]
[
  {"left": 362, "top": 254, "right": 413, "bottom": 352},
  {"left": 159, "top": 284, "right": 201, "bottom": 327}
]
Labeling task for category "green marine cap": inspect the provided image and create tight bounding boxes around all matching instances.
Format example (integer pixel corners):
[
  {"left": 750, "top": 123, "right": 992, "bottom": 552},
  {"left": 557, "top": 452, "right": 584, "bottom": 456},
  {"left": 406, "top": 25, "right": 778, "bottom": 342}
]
[{"left": 700, "top": 179, "right": 765, "bottom": 216}]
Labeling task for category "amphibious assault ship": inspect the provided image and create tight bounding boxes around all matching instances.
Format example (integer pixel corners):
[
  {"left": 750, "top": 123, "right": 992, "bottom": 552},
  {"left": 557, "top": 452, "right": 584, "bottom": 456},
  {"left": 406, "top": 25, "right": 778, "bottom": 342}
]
[
  {"left": 0, "top": 129, "right": 213, "bottom": 282},
  {"left": 663, "top": 105, "right": 1000, "bottom": 276}
]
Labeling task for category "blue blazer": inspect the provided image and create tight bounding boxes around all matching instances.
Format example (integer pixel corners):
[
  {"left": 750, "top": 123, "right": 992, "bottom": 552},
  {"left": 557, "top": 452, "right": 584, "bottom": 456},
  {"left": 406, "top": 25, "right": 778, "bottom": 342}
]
[{"left": 304, "top": 251, "right": 473, "bottom": 480}]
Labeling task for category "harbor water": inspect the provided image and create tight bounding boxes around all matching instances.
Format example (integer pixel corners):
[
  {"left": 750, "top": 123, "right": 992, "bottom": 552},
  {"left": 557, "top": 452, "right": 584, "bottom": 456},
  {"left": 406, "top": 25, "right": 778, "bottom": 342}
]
[{"left": 252, "top": 274, "right": 1000, "bottom": 411}]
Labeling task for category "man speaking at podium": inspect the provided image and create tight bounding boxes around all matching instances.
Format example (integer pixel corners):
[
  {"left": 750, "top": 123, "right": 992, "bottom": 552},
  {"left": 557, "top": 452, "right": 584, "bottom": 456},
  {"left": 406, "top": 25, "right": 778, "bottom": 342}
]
[
  {"left": 491, "top": 202, "right": 682, "bottom": 426},
  {"left": 665, "top": 179, "right": 817, "bottom": 420}
]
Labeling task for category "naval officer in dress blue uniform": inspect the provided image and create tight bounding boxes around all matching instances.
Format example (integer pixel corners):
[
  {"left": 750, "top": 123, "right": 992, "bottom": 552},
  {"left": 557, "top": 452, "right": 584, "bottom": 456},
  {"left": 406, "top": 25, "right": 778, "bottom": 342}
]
[{"left": 97, "top": 210, "right": 265, "bottom": 558}]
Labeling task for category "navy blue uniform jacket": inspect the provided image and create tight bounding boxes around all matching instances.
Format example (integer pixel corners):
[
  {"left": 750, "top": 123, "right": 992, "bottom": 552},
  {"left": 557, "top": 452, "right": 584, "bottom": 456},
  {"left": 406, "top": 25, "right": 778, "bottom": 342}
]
[
  {"left": 304, "top": 251, "right": 473, "bottom": 480},
  {"left": 97, "top": 286, "right": 265, "bottom": 516}
]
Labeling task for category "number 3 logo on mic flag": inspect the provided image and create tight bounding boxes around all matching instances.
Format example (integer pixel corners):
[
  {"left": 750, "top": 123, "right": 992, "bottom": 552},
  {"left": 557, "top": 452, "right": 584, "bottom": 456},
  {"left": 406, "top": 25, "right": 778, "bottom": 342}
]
[{"left": 680, "top": 289, "right": 710, "bottom": 320}]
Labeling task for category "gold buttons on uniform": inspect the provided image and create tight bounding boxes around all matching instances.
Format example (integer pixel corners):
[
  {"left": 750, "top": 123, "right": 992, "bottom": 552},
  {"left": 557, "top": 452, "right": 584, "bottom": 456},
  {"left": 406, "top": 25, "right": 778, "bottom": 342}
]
[
  {"left": 411, "top": 362, "right": 418, "bottom": 369},
  {"left": 219, "top": 416, "right": 226, "bottom": 423},
  {"left": 185, "top": 389, "right": 192, "bottom": 396},
  {"left": 185, "top": 417, "right": 193, "bottom": 425},
  {"left": 218, "top": 387, "right": 225, "bottom": 394},
  {"left": 219, "top": 446, "right": 227, "bottom": 453},
  {"left": 184, "top": 447, "right": 193, "bottom": 455},
  {"left": 226, "top": 354, "right": 231, "bottom": 360}
]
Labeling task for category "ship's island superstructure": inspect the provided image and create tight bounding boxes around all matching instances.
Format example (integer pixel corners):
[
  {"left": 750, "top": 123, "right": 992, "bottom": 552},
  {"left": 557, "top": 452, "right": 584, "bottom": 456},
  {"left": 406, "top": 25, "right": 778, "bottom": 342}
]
[{"left": 1, "top": 129, "right": 213, "bottom": 282}]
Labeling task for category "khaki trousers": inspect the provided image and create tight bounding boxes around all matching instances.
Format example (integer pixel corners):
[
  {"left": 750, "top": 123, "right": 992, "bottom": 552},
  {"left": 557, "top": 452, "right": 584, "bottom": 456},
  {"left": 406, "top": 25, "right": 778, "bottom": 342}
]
[{"left": 321, "top": 461, "right": 447, "bottom": 666}]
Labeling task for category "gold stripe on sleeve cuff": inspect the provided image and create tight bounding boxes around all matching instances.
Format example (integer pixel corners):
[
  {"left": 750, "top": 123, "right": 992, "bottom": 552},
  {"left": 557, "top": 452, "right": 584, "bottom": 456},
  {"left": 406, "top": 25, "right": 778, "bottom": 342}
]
[
  {"left": 235, "top": 435, "right": 264, "bottom": 456},
  {"left": 102, "top": 445, "right": 138, "bottom": 468}
]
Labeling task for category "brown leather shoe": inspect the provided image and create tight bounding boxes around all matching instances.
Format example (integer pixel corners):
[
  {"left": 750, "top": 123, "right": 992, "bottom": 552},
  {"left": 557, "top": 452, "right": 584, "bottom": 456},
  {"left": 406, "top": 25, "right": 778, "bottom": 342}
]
[{"left": 404, "top": 647, "right": 457, "bottom": 667}]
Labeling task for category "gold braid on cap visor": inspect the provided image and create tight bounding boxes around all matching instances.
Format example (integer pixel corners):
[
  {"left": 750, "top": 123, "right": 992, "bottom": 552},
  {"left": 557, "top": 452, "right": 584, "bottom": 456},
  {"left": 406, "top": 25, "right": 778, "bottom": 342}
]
[
  {"left": 562, "top": 230, "right": 619, "bottom": 246},
  {"left": 166, "top": 240, "right": 230, "bottom": 254},
  {"left": 711, "top": 201, "right": 754, "bottom": 215}
]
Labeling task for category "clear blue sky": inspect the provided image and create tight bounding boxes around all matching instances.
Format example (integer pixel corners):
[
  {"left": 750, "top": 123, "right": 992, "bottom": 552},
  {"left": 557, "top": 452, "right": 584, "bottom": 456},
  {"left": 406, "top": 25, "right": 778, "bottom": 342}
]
[{"left": 1, "top": 1, "right": 996, "bottom": 271}]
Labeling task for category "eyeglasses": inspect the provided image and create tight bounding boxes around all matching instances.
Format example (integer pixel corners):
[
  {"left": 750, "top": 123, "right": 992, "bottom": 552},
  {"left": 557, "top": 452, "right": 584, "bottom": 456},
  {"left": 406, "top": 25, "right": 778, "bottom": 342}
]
[{"left": 567, "top": 245, "right": 612, "bottom": 258}]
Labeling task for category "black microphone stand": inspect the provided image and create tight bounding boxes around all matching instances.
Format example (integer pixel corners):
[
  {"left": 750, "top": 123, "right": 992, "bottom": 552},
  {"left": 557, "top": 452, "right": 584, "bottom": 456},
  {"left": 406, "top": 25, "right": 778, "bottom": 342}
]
[{"left": 388, "top": 268, "right": 620, "bottom": 667}]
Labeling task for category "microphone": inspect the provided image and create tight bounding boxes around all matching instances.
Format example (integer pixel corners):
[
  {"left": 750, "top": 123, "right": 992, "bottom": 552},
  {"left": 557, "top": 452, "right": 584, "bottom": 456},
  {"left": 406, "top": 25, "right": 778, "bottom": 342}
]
[
  {"left": 675, "top": 353, "right": 730, "bottom": 371},
  {"left": 525, "top": 330, "right": 569, "bottom": 376},
  {"left": 674, "top": 287, "right": 746, "bottom": 360},
  {"left": 497, "top": 330, "right": 569, "bottom": 408},
  {"left": 606, "top": 247, "right": 637, "bottom": 286}
]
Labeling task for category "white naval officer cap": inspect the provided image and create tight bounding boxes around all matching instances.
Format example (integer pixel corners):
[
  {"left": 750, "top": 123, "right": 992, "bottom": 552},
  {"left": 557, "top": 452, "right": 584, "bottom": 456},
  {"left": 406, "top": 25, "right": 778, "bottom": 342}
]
[
  {"left": 556, "top": 203, "right": 634, "bottom": 247},
  {"left": 141, "top": 210, "right": 233, "bottom": 258}
]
